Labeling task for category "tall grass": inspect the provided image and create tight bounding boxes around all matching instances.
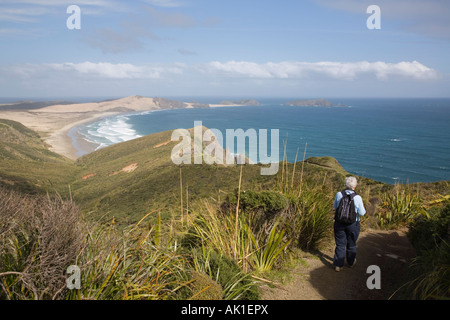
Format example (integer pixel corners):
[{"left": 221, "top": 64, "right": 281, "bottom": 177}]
[
  {"left": 187, "top": 201, "right": 255, "bottom": 273},
  {"left": 410, "top": 240, "right": 450, "bottom": 300},
  {"left": 186, "top": 199, "right": 291, "bottom": 275},
  {"left": 274, "top": 142, "right": 333, "bottom": 250},
  {"left": 189, "top": 247, "right": 259, "bottom": 300},
  {"left": 285, "top": 186, "right": 333, "bottom": 250},
  {"left": 0, "top": 187, "right": 199, "bottom": 300},
  {"left": 407, "top": 203, "right": 450, "bottom": 300},
  {"left": 67, "top": 217, "right": 190, "bottom": 300},
  {"left": 251, "top": 224, "right": 292, "bottom": 273}
]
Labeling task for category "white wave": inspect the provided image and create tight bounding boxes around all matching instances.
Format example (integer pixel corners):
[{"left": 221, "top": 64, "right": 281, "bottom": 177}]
[
  {"left": 80, "top": 115, "right": 142, "bottom": 149},
  {"left": 136, "top": 110, "right": 157, "bottom": 116},
  {"left": 389, "top": 138, "right": 406, "bottom": 142},
  {"left": 95, "top": 143, "right": 109, "bottom": 151}
]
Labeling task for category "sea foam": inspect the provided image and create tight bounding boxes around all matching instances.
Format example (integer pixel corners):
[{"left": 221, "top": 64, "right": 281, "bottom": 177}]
[{"left": 80, "top": 115, "right": 142, "bottom": 150}]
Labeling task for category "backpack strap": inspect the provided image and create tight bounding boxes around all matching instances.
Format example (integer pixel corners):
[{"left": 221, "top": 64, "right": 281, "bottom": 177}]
[{"left": 341, "top": 190, "right": 357, "bottom": 200}]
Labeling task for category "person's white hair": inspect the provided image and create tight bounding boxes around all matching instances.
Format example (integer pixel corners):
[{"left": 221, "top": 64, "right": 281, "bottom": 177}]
[{"left": 345, "top": 176, "right": 358, "bottom": 190}]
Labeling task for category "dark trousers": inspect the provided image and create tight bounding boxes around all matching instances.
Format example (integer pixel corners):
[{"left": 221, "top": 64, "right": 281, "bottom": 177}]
[{"left": 333, "top": 220, "right": 360, "bottom": 268}]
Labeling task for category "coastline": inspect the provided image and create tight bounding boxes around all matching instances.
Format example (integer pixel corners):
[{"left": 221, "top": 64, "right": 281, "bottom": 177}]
[
  {"left": 0, "top": 96, "right": 166, "bottom": 160},
  {"left": 68, "top": 125, "right": 102, "bottom": 158},
  {"left": 0, "top": 97, "right": 251, "bottom": 160},
  {"left": 0, "top": 110, "right": 123, "bottom": 160},
  {"left": 49, "top": 104, "right": 247, "bottom": 158},
  {"left": 43, "top": 111, "right": 128, "bottom": 160}
]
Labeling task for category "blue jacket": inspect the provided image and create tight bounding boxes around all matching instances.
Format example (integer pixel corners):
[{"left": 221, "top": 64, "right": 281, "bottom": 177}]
[{"left": 333, "top": 190, "right": 366, "bottom": 221}]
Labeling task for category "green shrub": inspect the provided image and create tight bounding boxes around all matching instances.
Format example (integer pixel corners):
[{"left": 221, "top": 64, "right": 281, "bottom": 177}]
[
  {"left": 276, "top": 185, "right": 333, "bottom": 251},
  {"left": 408, "top": 203, "right": 450, "bottom": 252},
  {"left": 188, "top": 248, "right": 260, "bottom": 300},
  {"left": 407, "top": 203, "right": 450, "bottom": 300},
  {"left": 188, "top": 271, "right": 223, "bottom": 300},
  {"left": 223, "top": 189, "right": 288, "bottom": 216},
  {"left": 252, "top": 224, "right": 291, "bottom": 273},
  {"left": 207, "top": 251, "right": 260, "bottom": 300}
]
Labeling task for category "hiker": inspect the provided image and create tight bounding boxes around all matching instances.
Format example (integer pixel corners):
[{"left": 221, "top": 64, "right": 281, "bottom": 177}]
[{"left": 333, "top": 176, "right": 366, "bottom": 272}]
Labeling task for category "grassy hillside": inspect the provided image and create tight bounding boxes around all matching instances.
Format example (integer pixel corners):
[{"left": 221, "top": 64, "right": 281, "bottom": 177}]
[
  {"left": 0, "top": 119, "right": 77, "bottom": 194},
  {"left": 70, "top": 128, "right": 276, "bottom": 224}
]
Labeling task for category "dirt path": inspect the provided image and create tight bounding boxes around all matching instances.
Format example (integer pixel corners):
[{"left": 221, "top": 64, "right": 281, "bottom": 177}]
[{"left": 261, "top": 229, "right": 417, "bottom": 300}]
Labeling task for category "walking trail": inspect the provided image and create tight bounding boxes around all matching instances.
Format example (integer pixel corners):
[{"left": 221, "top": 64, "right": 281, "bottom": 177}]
[{"left": 261, "top": 229, "right": 416, "bottom": 300}]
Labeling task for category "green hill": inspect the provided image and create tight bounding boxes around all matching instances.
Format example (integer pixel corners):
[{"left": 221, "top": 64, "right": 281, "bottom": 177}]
[
  {"left": 70, "top": 127, "right": 276, "bottom": 223},
  {"left": 1, "top": 118, "right": 448, "bottom": 226},
  {"left": 0, "top": 119, "right": 77, "bottom": 193}
]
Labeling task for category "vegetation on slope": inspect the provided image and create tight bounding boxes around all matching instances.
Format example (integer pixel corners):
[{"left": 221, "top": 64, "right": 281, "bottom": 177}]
[
  {"left": 0, "top": 118, "right": 449, "bottom": 300},
  {"left": 0, "top": 119, "right": 77, "bottom": 194}
]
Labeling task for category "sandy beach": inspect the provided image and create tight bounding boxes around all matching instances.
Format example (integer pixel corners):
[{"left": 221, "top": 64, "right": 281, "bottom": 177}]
[
  {"left": 0, "top": 109, "right": 124, "bottom": 159},
  {"left": 0, "top": 96, "right": 170, "bottom": 160}
]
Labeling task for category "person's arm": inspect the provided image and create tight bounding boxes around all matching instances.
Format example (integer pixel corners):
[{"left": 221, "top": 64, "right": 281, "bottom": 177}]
[
  {"left": 334, "top": 192, "right": 343, "bottom": 210},
  {"left": 354, "top": 195, "right": 366, "bottom": 216}
]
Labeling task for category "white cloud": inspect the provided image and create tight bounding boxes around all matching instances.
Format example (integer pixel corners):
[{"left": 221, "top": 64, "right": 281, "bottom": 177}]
[
  {"left": 47, "top": 62, "right": 146, "bottom": 79},
  {"left": 43, "top": 61, "right": 186, "bottom": 79},
  {"left": 203, "top": 60, "right": 439, "bottom": 80},
  {"left": 0, "top": 60, "right": 447, "bottom": 98},
  {"left": 5, "top": 60, "right": 438, "bottom": 82}
]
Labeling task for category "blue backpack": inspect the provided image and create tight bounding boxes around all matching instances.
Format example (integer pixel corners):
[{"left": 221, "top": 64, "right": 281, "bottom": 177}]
[{"left": 335, "top": 190, "right": 357, "bottom": 224}]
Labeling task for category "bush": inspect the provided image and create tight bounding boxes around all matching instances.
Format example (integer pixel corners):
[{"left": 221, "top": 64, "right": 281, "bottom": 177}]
[
  {"left": 276, "top": 185, "right": 333, "bottom": 251},
  {"left": 408, "top": 203, "right": 450, "bottom": 252},
  {"left": 207, "top": 251, "right": 260, "bottom": 300},
  {"left": 221, "top": 189, "right": 288, "bottom": 233},
  {"left": 0, "top": 188, "right": 84, "bottom": 300},
  {"left": 238, "top": 190, "right": 288, "bottom": 214},
  {"left": 407, "top": 203, "right": 450, "bottom": 300},
  {"left": 188, "top": 247, "right": 260, "bottom": 300},
  {"left": 188, "top": 271, "right": 223, "bottom": 300}
]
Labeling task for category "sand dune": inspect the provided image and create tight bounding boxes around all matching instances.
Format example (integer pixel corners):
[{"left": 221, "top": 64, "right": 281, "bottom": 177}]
[{"left": 32, "top": 96, "right": 159, "bottom": 113}]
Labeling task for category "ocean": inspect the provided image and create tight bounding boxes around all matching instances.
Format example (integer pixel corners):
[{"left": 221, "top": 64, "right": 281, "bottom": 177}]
[{"left": 75, "top": 98, "right": 450, "bottom": 184}]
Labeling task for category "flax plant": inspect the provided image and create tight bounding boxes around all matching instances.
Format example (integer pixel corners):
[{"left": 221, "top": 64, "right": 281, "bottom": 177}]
[
  {"left": 378, "top": 187, "right": 427, "bottom": 229},
  {"left": 66, "top": 215, "right": 190, "bottom": 300}
]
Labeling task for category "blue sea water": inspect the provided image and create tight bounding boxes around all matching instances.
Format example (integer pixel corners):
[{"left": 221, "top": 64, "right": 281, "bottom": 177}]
[{"left": 76, "top": 98, "right": 450, "bottom": 184}]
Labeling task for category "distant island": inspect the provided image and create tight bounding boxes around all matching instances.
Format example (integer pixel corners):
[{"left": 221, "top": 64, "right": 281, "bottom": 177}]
[{"left": 284, "top": 99, "right": 334, "bottom": 107}]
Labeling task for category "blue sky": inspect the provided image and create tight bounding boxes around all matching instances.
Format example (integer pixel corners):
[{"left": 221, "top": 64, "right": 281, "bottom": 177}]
[{"left": 0, "top": 0, "right": 449, "bottom": 99}]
